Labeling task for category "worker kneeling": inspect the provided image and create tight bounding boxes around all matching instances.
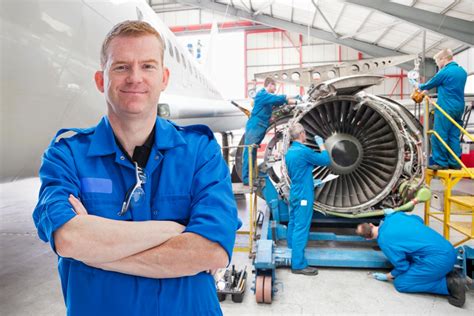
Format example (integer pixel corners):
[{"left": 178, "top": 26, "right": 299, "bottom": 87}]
[
  {"left": 356, "top": 210, "right": 466, "bottom": 307},
  {"left": 285, "top": 123, "right": 331, "bottom": 275}
]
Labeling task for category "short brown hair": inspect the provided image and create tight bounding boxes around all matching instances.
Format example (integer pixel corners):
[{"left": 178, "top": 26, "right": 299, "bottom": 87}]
[
  {"left": 356, "top": 223, "right": 373, "bottom": 239},
  {"left": 264, "top": 77, "right": 276, "bottom": 87},
  {"left": 100, "top": 20, "right": 165, "bottom": 67}
]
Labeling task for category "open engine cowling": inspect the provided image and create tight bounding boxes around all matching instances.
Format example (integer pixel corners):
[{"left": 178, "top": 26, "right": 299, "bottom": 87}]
[{"left": 266, "top": 75, "right": 425, "bottom": 215}]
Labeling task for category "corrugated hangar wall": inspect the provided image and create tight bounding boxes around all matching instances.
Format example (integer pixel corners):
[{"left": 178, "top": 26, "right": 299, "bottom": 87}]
[{"left": 158, "top": 9, "right": 473, "bottom": 100}]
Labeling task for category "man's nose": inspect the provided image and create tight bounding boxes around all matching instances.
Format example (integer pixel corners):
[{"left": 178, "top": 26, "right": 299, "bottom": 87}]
[{"left": 126, "top": 66, "right": 143, "bottom": 83}]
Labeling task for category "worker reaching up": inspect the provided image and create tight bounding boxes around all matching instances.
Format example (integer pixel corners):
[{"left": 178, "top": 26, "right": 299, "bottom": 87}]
[
  {"left": 356, "top": 209, "right": 466, "bottom": 308},
  {"left": 415, "top": 48, "right": 467, "bottom": 170},
  {"left": 242, "top": 77, "right": 300, "bottom": 185},
  {"left": 285, "top": 123, "right": 330, "bottom": 275}
]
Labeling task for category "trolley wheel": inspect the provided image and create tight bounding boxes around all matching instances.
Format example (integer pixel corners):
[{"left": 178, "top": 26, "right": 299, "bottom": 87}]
[
  {"left": 231, "top": 293, "right": 244, "bottom": 303},
  {"left": 263, "top": 275, "right": 272, "bottom": 304},
  {"left": 255, "top": 275, "right": 264, "bottom": 303},
  {"left": 217, "top": 293, "right": 226, "bottom": 302}
]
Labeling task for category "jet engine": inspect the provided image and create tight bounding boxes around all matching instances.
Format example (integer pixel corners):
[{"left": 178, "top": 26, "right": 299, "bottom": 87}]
[{"left": 245, "top": 75, "right": 425, "bottom": 216}]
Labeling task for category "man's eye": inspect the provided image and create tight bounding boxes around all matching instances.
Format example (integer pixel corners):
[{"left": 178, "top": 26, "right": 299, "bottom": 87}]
[
  {"left": 143, "top": 64, "right": 157, "bottom": 70},
  {"left": 114, "top": 65, "right": 127, "bottom": 71}
]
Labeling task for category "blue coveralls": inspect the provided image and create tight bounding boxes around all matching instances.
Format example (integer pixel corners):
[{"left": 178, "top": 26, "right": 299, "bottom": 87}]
[
  {"left": 285, "top": 141, "right": 330, "bottom": 270},
  {"left": 32, "top": 116, "right": 240, "bottom": 316},
  {"left": 378, "top": 212, "right": 456, "bottom": 295},
  {"left": 242, "top": 88, "right": 287, "bottom": 184},
  {"left": 419, "top": 61, "right": 467, "bottom": 168}
]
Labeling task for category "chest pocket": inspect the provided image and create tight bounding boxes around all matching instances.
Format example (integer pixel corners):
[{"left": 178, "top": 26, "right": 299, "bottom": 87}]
[
  {"left": 151, "top": 194, "right": 191, "bottom": 225},
  {"left": 81, "top": 195, "right": 131, "bottom": 221}
]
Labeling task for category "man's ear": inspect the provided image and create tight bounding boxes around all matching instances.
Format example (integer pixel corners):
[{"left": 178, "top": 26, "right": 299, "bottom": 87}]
[
  {"left": 161, "top": 67, "right": 170, "bottom": 91},
  {"left": 94, "top": 71, "right": 105, "bottom": 93},
  {"left": 369, "top": 223, "right": 375, "bottom": 228}
]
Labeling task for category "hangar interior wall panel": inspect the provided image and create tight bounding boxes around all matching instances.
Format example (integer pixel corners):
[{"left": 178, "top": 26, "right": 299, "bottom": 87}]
[{"left": 162, "top": 4, "right": 472, "bottom": 100}]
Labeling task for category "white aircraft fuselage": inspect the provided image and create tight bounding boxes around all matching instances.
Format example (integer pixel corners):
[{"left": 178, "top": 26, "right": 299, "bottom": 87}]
[{"left": 0, "top": 0, "right": 246, "bottom": 181}]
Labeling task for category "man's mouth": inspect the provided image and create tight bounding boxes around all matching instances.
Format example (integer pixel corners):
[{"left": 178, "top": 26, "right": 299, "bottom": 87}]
[{"left": 120, "top": 90, "right": 147, "bottom": 94}]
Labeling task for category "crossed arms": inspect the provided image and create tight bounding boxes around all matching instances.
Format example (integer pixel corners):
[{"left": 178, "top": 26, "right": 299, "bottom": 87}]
[
  {"left": 54, "top": 195, "right": 228, "bottom": 278},
  {"left": 35, "top": 134, "right": 237, "bottom": 280}
]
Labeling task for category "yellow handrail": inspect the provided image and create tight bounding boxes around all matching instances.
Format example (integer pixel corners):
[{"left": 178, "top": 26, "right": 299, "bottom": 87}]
[
  {"left": 424, "top": 96, "right": 474, "bottom": 179},
  {"left": 428, "top": 130, "right": 474, "bottom": 178},
  {"left": 426, "top": 96, "right": 474, "bottom": 142}
]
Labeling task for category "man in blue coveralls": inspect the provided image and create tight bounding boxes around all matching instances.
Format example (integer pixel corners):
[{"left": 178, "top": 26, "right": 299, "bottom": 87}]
[
  {"left": 241, "top": 77, "right": 300, "bottom": 185},
  {"left": 32, "top": 21, "right": 240, "bottom": 316},
  {"left": 356, "top": 209, "right": 466, "bottom": 307},
  {"left": 415, "top": 48, "right": 467, "bottom": 170},
  {"left": 285, "top": 123, "right": 331, "bottom": 275}
]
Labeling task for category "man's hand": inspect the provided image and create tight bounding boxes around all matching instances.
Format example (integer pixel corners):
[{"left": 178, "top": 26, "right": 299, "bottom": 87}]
[
  {"left": 69, "top": 194, "right": 88, "bottom": 215},
  {"left": 414, "top": 82, "right": 419, "bottom": 90},
  {"left": 314, "top": 135, "right": 324, "bottom": 146},
  {"left": 372, "top": 272, "right": 388, "bottom": 281}
]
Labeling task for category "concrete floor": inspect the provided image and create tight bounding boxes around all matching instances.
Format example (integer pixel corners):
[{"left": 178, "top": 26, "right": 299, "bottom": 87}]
[{"left": 1, "top": 178, "right": 473, "bottom": 315}]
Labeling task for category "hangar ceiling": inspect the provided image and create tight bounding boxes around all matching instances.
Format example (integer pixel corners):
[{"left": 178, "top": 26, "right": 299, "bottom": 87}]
[{"left": 150, "top": 0, "right": 473, "bottom": 59}]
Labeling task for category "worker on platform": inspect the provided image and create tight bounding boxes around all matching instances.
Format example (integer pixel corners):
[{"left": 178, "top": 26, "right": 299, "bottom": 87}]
[
  {"left": 415, "top": 48, "right": 467, "bottom": 170},
  {"left": 285, "top": 123, "right": 331, "bottom": 275},
  {"left": 242, "top": 77, "right": 300, "bottom": 185},
  {"left": 356, "top": 209, "right": 466, "bottom": 307}
]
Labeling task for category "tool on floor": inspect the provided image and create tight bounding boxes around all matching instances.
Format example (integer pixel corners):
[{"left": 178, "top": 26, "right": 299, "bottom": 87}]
[{"left": 215, "top": 265, "right": 247, "bottom": 303}]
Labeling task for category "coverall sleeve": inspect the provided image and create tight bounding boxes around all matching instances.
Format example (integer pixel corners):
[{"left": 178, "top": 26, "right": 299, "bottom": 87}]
[
  {"left": 418, "top": 68, "right": 447, "bottom": 91},
  {"left": 411, "top": 214, "right": 424, "bottom": 224},
  {"left": 383, "top": 244, "right": 410, "bottom": 277},
  {"left": 32, "top": 140, "right": 79, "bottom": 253},
  {"left": 303, "top": 147, "right": 331, "bottom": 167},
  {"left": 262, "top": 92, "right": 287, "bottom": 108},
  {"left": 185, "top": 135, "right": 240, "bottom": 261}
]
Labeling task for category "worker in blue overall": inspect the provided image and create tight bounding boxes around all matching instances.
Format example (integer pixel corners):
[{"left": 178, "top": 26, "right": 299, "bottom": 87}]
[
  {"left": 356, "top": 209, "right": 466, "bottom": 307},
  {"left": 416, "top": 48, "right": 467, "bottom": 170},
  {"left": 285, "top": 123, "right": 331, "bottom": 275},
  {"left": 32, "top": 21, "right": 240, "bottom": 316},
  {"left": 242, "top": 77, "right": 299, "bottom": 185}
]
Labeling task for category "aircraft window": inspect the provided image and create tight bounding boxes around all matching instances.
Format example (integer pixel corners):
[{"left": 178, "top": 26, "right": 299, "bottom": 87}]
[
  {"left": 181, "top": 54, "right": 186, "bottom": 69},
  {"left": 168, "top": 40, "right": 173, "bottom": 57},
  {"left": 175, "top": 47, "right": 180, "bottom": 63}
]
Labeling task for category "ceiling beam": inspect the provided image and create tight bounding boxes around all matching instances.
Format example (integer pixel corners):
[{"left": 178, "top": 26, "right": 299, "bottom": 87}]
[
  {"left": 394, "top": 29, "right": 423, "bottom": 51},
  {"left": 176, "top": 0, "right": 394, "bottom": 56},
  {"left": 175, "top": 0, "right": 436, "bottom": 71},
  {"left": 332, "top": 2, "right": 347, "bottom": 31},
  {"left": 372, "top": 20, "right": 400, "bottom": 44},
  {"left": 440, "top": 0, "right": 460, "bottom": 15},
  {"left": 340, "top": 20, "right": 400, "bottom": 40},
  {"left": 253, "top": 0, "right": 275, "bottom": 16},
  {"left": 312, "top": 0, "right": 339, "bottom": 38},
  {"left": 345, "top": 0, "right": 474, "bottom": 45}
]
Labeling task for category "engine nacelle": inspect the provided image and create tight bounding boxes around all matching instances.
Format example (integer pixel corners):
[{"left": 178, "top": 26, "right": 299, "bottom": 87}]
[{"left": 263, "top": 75, "right": 425, "bottom": 215}]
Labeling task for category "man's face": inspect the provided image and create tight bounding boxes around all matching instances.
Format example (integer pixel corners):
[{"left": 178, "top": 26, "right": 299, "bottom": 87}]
[
  {"left": 267, "top": 83, "right": 276, "bottom": 93},
  {"left": 435, "top": 56, "right": 447, "bottom": 69},
  {"left": 300, "top": 131, "right": 307, "bottom": 142},
  {"left": 95, "top": 35, "right": 169, "bottom": 120}
]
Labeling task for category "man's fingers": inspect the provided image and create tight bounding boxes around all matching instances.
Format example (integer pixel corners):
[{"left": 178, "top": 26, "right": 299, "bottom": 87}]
[{"left": 69, "top": 194, "right": 88, "bottom": 215}]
